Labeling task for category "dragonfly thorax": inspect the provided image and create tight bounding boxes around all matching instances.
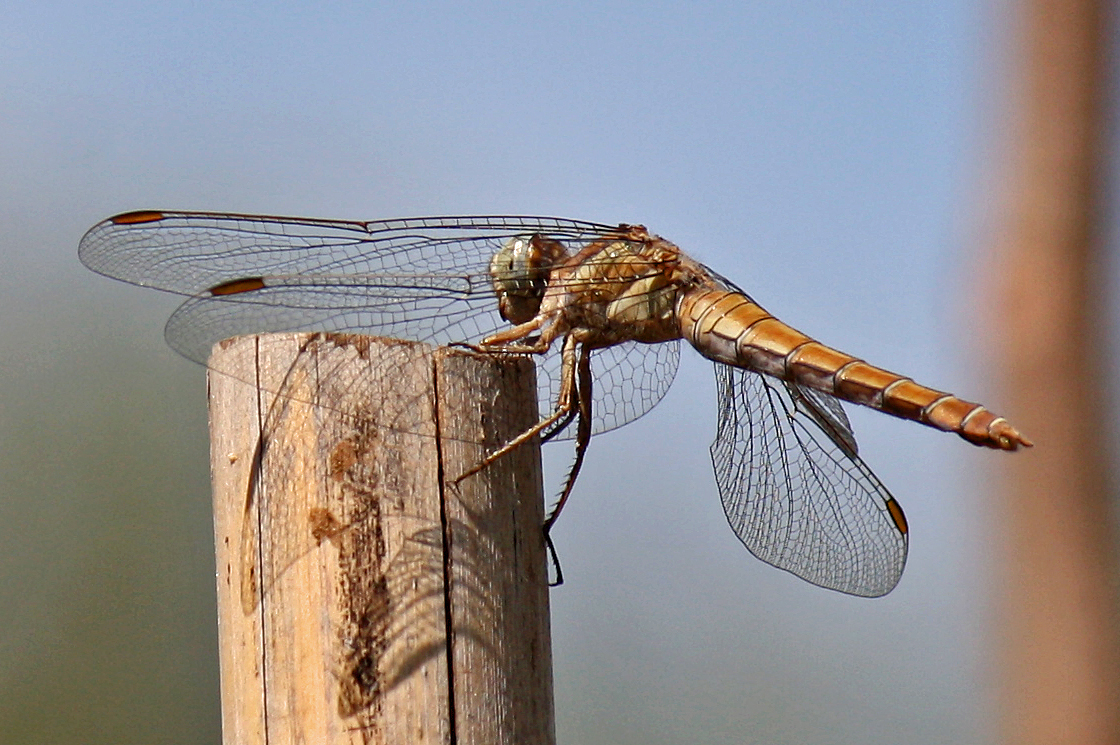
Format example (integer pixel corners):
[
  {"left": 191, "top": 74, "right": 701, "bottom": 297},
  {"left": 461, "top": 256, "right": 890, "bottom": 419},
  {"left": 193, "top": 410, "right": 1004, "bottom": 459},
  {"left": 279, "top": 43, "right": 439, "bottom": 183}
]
[{"left": 488, "top": 234, "right": 569, "bottom": 324}]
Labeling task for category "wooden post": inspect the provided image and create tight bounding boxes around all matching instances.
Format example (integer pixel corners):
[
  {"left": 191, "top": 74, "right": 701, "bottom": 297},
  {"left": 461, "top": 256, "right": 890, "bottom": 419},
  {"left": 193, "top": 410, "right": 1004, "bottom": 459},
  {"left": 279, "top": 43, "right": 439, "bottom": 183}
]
[
  {"left": 207, "top": 333, "right": 554, "bottom": 745},
  {"left": 985, "top": 0, "right": 1120, "bottom": 743}
]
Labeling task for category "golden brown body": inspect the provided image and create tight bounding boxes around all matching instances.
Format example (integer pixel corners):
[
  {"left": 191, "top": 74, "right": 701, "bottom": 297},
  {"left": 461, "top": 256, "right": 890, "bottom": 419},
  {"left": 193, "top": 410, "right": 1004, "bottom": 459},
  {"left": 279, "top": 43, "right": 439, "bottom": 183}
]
[
  {"left": 677, "top": 287, "right": 1032, "bottom": 451},
  {"left": 485, "top": 223, "right": 1031, "bottom": 453}
]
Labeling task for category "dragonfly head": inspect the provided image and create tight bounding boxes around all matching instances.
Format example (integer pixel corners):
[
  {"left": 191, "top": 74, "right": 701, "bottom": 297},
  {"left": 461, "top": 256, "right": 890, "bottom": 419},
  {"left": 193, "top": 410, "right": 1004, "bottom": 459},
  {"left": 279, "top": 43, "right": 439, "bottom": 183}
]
[{"left": 489, "top": 234, "right": 567, "bottom": 324}]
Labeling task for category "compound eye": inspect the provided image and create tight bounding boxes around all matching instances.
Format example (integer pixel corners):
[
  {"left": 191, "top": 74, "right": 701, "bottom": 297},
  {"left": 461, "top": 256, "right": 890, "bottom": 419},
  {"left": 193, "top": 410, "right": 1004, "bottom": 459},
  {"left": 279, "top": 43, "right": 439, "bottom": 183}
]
[{"left": 490, "top": 236, "right": 547, "bottom": 324}]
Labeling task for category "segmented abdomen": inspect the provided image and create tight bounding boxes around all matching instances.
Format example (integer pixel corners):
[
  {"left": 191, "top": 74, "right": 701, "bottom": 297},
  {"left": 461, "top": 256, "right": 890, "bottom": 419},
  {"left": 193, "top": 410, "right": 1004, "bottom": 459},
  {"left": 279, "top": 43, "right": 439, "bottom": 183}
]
[{"left": 677, "top": 287, "right": 1032, "bottom": 451}]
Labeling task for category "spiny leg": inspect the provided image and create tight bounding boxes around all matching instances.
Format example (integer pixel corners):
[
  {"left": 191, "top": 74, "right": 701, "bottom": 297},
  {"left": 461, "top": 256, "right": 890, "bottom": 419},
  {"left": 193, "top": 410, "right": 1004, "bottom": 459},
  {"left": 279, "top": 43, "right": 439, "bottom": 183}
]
[
  {"left": 452, "top": 334, "right": 579, "bottom": 484},
  {"left": 448, "top": 329, "right": 592, "bottom": 586},
  {"left": 544, "top": 343, "right": 594, "bottom": 533},
  {"left": 450, "top": 338, "right": 548, "bottom": 355},
  {"left": 541, "top": 407, "right": 578, "bottom": 443},
  {"left": 542, "top": 343, "right": 594, "bottom": 587}
]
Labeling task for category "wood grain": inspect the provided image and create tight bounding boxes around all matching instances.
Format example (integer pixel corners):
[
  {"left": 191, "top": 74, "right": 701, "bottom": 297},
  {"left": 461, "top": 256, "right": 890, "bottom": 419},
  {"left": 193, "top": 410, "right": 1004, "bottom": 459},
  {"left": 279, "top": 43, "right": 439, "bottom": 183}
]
[{"left": 208, "top": 334, "right": 553, "bottom": 745}]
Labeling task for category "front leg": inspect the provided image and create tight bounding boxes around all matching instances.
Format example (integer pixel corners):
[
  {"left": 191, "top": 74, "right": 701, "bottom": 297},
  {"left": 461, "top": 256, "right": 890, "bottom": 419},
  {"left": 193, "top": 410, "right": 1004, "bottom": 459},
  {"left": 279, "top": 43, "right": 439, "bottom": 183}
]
[
  {"left": 480, "top": 315, "right": 549, "bottom": 349},
  {"left": 451, "top": 313, "right": 553, "bottom": 354}
]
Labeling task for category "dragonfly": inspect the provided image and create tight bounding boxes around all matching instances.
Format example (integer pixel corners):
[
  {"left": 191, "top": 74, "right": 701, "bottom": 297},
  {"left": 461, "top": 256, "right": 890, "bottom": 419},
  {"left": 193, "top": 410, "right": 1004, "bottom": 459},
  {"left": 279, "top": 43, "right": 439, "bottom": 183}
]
[{"left": 79, "top": 210, "right": 1031, "bottom": 597}]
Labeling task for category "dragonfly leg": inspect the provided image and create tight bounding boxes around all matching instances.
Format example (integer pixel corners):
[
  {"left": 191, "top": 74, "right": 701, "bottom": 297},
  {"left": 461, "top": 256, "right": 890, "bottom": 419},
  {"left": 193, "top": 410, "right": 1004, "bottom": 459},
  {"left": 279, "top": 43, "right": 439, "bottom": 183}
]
[
  {"left": 543, "top": 344, "right": 592, "bottom": 587},
  {"left": 455, "top": 333, "right": 553, "bottom": 357},
  {"left": 544, "top": 343, "right": 593, "bottom": 533},
  {"left": 453, "top": 335, "right": 578, "bottom": 483},
  {"left": 450, "top": 338, "right": 541, "bottom": 355},
  {"left": 481, "top": 316, "right": 548, "bottom": 347},
  {"left": 541, "top": 408, "right": 577, "bottom": 443},
  {"left": 545, "top": 529, "right": 564, "bottom": 587}
]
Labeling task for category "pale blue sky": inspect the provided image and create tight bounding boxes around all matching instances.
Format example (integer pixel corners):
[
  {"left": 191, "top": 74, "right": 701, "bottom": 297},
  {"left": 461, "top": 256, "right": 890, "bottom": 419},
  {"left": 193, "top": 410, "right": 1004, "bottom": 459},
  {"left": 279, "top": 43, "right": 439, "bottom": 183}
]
[{"left": 1, "top": 3, "right": 1023, "bottom": 743}]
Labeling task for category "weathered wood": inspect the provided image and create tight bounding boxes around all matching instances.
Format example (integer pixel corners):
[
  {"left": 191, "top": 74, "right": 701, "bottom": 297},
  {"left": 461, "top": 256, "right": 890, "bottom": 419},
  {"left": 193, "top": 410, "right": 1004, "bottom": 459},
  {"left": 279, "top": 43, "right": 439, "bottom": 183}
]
[{"left": 208, "top": 333, "right": 553, "bottom": 745}]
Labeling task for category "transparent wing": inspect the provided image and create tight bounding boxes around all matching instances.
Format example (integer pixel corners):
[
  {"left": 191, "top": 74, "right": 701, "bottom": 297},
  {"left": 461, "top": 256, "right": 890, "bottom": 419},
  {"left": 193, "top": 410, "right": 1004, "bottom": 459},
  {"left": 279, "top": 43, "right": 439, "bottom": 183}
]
[
  {"left": 162, "top": 273, "right": 506, "bottom": 363},
  {"left": 710, "top": 365, "right": 908, "bottom": 597},
  {"left": 79, "top": 210, "right": 679, "bottom": 435},
  {"left": 791, "top": 385, "right": 859, "bottom": 457},
  {"left": 78, "top": 211, "right": 619, "bottom": 297},
  {"left": 538, "top": 340, "right": 681, "bottom": 438}
]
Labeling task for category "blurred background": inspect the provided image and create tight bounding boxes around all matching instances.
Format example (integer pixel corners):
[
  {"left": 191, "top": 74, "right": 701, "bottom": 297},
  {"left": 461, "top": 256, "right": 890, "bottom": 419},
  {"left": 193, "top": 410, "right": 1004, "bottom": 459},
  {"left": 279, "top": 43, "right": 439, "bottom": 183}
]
[{"left": 1, "top": 2, "right": 1114, "bottom": 744}]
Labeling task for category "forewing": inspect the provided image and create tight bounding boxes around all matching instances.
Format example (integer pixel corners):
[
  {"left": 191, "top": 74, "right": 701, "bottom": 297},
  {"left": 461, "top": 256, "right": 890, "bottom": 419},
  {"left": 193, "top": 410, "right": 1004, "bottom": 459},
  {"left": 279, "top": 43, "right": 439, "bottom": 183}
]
[
  {"left": 78, "top": 211, "right": 617, "bottom": 297},
  {"left": 710, "top": 365, "right": 908, "bottom": 597},
  {"left": 81, "top": 210, "right": 681, "bottom": 434}
]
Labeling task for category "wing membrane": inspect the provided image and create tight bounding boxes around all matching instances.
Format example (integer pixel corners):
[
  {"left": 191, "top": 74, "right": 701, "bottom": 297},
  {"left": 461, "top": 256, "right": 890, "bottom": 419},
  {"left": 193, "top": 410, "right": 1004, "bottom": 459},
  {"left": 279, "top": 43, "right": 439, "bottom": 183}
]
[
  {"left": 78, "top": 212, "right": 618, "bottom": 295},
  {"left": 80, "top": 210, "right": 678, "bottom": 436},
  {"left": 790, "top": 385, "right": 859, "bottom": 457},
  {"left": 537, "top": 340, "right": 681, "bottom": 437},
  {"left": 710, "top": 365, "right": 907, "bottom": 597}
]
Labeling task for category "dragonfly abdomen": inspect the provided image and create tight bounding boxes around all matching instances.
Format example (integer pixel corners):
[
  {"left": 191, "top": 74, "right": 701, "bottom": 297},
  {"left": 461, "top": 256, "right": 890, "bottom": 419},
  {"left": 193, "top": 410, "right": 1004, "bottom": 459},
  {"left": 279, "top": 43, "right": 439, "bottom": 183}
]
[{"left": 677, "top": 287, "right": 1032, "bottom": 451}]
